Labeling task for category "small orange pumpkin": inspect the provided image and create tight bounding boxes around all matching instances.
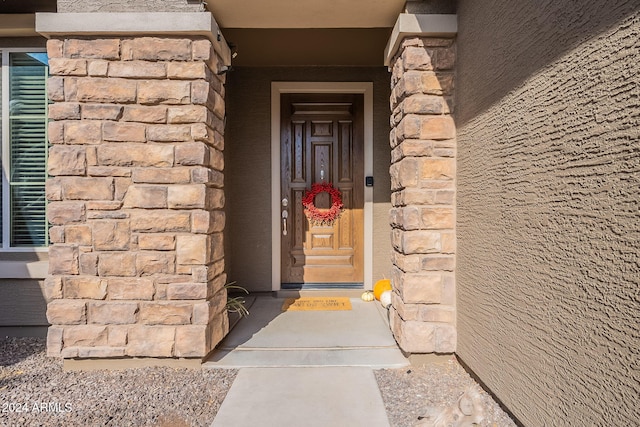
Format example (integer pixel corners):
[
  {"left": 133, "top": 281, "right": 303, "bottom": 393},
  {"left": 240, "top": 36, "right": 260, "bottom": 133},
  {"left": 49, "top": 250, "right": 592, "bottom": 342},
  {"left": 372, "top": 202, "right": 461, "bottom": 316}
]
[{"left": 373, "top": 279, "right": 392, "bottom": 300}]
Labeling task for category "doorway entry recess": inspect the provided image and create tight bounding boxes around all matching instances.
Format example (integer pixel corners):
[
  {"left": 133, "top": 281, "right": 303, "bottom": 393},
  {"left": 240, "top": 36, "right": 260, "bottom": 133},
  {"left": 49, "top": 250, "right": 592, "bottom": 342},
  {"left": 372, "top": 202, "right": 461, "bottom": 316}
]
[{"left": 271, "top": 82, "right": 373, "bottom": 291}]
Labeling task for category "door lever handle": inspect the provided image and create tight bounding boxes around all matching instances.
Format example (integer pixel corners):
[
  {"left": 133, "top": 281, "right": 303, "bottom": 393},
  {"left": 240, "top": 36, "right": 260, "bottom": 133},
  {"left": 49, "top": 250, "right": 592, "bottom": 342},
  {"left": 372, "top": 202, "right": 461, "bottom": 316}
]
[{"left": 282, "top": 210, "right": 288, "bottom": 236}]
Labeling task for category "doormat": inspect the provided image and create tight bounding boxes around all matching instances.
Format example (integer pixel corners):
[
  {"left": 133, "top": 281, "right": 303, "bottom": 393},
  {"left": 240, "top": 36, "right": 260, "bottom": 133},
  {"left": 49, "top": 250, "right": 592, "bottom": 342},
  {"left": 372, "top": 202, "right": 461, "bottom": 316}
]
[{"left": 282, "top": 297, "right": 352, "bottom": 311}]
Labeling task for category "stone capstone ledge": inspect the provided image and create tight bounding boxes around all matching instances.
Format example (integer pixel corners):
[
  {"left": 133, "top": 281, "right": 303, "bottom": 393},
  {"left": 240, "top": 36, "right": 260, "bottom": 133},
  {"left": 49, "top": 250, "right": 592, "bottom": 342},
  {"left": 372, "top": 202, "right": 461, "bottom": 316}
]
[
  {"left": 57, "top": 0, "right": 205, "bottom": 14},
  {"left": 384, "top": 14, "right": 458, "bottom": 67},
  {"left": 35, "top": 12, "right": 231, "bottom": 66}
]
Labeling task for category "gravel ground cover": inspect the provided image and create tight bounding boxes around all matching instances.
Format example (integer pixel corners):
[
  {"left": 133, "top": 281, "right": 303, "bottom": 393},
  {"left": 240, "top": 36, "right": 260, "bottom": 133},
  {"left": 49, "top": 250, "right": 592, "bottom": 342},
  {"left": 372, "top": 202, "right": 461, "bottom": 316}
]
[
  {"left": 375, "top": 358, "right": 518, "bottom": 427},
  {"left": 2, "top": 337, "right": 516, "bottom": 427},
  {"left": 0, "top": 338, "right": 236, "bottom": 427}
]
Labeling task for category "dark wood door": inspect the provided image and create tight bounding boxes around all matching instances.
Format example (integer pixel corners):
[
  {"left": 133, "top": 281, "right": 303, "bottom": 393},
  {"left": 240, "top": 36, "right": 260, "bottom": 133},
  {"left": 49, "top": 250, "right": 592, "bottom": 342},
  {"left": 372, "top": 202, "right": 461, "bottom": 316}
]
[{"left": 281, "top": 93, "right": 364, "bottom": 285}]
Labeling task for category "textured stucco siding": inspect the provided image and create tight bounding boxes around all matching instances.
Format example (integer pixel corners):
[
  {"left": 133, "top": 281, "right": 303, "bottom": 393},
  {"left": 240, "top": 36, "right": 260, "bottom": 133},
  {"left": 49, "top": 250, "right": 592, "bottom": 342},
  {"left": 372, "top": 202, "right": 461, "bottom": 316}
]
[
  {"left": 0, "top": 38, "right": 47, "bottom": 48},
  {"left": 0, "top": 252, "right": 49, "bottom": 330},
  {"left": 456, "top": 1, "right": 639, "bottom": 425},
  {"left": 0, "top": 280, "right": 48, "bottom": 326},
  {"left": 404, "top": 0, "right": 456, "bottom": 14},
  {"left": 226, "top": 67, "right": 392, "bottom": 292}
]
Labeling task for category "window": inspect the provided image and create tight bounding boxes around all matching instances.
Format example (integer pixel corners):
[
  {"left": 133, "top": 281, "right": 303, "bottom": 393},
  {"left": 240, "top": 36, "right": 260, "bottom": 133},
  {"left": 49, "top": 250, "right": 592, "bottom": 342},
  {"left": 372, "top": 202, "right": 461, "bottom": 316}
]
[{"left": 1, "top": 49, "right": 49, "bottom": 249}]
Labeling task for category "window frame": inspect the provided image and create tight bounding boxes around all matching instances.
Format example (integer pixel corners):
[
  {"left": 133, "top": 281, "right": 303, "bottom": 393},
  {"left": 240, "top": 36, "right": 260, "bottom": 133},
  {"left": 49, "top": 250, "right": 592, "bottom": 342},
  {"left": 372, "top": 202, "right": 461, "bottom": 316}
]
[{"left": 1, "top": 47, "right": 49, "bottom": 252}]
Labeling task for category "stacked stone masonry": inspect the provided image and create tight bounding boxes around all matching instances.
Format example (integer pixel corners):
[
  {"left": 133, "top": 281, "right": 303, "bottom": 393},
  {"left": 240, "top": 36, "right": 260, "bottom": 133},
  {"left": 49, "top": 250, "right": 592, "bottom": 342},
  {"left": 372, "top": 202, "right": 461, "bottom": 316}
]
[
  {"left": 45, "top": 37, "right": 229, "bottom": 359},
  {"left": 388, "top": 37, "right": 457, "bottom": 353}
]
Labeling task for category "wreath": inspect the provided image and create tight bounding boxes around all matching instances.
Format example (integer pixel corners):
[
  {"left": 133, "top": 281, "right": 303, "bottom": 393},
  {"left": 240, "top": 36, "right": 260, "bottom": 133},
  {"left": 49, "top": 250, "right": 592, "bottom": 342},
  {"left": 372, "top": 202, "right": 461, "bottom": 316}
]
[{"left": 302, "top": 182, "right": 343, "bottom": 225}]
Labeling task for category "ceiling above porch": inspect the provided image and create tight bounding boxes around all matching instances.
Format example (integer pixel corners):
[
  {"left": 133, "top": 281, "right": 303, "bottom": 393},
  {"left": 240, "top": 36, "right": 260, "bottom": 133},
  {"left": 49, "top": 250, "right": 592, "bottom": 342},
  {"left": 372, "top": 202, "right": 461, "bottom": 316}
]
[
  {"left": 207, "top": 0, "right": 405, "bottom": 29},
  {"left": 220, "top": 28, "right": 393, "bottom": 67},
  {"left": 207, "top": 0, "right": 406, "bottom": 67}
]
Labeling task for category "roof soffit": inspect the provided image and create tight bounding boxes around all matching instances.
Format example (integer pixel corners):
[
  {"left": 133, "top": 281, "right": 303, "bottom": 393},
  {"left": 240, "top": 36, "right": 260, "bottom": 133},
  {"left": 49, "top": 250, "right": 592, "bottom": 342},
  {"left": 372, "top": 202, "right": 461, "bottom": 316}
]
[{"left": 207, "top": 0, "right": 406, "bottom": 29}]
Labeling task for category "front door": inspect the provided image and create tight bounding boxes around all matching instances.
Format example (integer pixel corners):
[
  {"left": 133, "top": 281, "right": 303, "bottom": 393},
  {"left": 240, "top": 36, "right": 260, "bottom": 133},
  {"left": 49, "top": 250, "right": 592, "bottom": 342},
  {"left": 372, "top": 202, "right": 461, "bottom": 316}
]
[{"left": 280, "top": 93, "right": 364, "bottom": 286}]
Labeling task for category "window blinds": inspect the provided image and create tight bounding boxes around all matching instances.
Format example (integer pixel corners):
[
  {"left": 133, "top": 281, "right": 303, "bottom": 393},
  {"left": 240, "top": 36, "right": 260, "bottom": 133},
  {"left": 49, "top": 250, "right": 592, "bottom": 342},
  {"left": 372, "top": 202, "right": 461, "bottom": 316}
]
[{"left": 7, "top": 52, "right": 48, "bottom": 247}]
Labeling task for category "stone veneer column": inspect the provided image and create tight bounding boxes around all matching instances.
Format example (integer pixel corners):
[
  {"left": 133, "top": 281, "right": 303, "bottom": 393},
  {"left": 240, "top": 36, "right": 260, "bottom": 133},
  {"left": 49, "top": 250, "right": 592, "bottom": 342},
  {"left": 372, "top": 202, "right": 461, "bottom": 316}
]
[
  {"left": 43, "top": 32, "right": 229, "bottom": 360},
  {"left": 388, "top": 36, "right": 457, "bottom": 353}
]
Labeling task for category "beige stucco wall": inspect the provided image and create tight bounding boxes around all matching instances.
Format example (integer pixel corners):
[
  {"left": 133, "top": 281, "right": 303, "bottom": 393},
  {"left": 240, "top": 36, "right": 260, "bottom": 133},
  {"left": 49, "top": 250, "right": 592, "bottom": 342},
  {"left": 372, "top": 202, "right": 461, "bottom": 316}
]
[
  {"left": 404, "top": 0, "right": 456, "bottom": 14},
  {"left": 0, "top": 37, "right": 46, "bottom": 48},
  {"left": 456, "top": 0, "right": 640, "bottom": 425},
  {"left": 0, "top": 279, "right": 48, "bottom": 328},
  {"left": 226, "top": 67, "right": 392, "bottom": 292},
  {"left": 0, "top": 253, "right": 49, "bottom": 334}
]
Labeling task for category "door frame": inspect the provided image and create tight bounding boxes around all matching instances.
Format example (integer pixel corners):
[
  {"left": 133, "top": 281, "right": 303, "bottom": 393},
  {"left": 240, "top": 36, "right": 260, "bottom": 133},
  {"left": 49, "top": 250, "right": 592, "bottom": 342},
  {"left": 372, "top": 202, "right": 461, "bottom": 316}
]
[{"left": 271, "top": 82, "right": 373, "bottom": 291}]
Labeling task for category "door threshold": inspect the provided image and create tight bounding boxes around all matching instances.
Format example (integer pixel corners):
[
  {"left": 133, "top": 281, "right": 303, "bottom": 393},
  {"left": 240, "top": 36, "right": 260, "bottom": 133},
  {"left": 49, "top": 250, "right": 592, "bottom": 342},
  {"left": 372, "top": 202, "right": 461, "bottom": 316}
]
[
  {"left": 278, "top": 283, "right": 364, "bottom": 298},
  {"left": 275, "top": 289, "right": 367, "bottom": 298},
  {"left": 281, "top": 283, "right": 363, "bottom": 290}
]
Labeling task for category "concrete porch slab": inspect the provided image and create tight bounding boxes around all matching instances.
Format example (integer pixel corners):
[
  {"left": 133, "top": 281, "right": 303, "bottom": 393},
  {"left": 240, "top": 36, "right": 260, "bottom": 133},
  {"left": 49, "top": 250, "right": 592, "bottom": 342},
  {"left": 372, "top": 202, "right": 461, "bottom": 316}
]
[
  {"left": 211, "top": 367, "right": 391, "bottom": 427},
  {"left": 208, "top": 347, "right": 408, "bottom": 368},
  {"left": 203, "top": 296, "right": 408, "bottom": 368}
]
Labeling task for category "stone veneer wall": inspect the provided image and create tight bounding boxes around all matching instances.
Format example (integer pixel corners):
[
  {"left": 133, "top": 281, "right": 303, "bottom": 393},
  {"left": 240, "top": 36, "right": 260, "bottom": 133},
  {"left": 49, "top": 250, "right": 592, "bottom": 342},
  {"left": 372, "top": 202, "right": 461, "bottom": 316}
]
[
  {"left": 45, "top": 36, "right": 228, "bottom": 359},
  {"left": 388, "top": 37, "right": 456, "bottom": 353}
]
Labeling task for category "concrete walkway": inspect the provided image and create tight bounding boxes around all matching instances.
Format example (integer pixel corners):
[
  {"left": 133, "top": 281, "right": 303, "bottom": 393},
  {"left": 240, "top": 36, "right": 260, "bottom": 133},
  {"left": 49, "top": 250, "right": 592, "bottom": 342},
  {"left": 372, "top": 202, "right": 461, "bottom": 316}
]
[
  {"left": 206, "top": 295, "right": 408, "bottom": 426},
  {"left": 211, "top": 367, "right": 391, "bottom": 427}
]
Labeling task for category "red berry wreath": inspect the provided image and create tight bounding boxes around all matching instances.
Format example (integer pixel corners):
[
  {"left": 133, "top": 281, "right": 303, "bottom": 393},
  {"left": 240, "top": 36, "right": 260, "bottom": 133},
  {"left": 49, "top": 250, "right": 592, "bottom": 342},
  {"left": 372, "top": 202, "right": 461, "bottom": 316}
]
[{"left": 302, "top": 182, "right": 344, "bottom": 225}]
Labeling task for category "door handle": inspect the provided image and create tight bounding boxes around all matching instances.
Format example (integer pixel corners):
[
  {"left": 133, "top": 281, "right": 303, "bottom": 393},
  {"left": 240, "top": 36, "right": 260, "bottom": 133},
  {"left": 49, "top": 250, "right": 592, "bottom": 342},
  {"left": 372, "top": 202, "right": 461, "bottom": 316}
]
[{"left": 282, "top": 210, "right": 288, "bottom": 236}]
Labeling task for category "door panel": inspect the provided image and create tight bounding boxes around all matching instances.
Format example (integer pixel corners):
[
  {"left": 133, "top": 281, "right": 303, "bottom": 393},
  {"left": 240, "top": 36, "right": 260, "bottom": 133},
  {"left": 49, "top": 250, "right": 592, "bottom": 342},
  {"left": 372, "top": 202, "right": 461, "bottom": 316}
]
[{"left": 281, "top": 94, "right": 364, "bottom": 285}]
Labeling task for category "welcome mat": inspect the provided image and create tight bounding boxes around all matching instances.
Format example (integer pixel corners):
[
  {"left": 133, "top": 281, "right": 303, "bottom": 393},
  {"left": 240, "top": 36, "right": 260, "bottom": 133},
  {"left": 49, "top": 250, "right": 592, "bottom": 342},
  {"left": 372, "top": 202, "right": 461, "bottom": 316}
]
[{"left": 281, "top": 297, "right": 352, "bottom": 311}]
